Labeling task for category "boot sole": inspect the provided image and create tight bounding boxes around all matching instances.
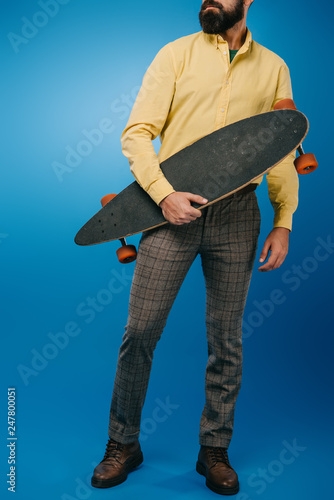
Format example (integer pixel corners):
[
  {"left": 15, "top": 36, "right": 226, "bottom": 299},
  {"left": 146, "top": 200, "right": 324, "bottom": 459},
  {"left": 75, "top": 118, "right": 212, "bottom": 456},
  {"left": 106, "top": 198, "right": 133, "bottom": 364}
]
[
  {"left": 196, "top": 461, "right": 240, "bottom": 495},
  {"left": 91, "top": 451, "right": 144, "bottom": 489}
]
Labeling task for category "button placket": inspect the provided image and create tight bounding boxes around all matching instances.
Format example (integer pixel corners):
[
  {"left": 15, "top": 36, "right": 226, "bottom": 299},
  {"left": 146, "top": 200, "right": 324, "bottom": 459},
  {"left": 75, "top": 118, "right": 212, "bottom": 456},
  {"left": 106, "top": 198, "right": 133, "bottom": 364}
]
[
  {"left": 219, "top": 75, "right": 232, "bottom": 127},
  {"left": 215, "top": 44, "right": 230, "bottom": 128}
]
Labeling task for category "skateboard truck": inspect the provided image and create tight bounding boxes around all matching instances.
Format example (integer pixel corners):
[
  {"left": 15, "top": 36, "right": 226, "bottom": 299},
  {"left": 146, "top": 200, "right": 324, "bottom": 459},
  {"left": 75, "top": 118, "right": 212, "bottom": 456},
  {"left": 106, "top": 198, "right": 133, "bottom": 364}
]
[
  {"left": 100, "top": 194, "right": 137, "bottom": 264},
  {"left": 274, "top": 99, "right": 318, "bottom": 174}
]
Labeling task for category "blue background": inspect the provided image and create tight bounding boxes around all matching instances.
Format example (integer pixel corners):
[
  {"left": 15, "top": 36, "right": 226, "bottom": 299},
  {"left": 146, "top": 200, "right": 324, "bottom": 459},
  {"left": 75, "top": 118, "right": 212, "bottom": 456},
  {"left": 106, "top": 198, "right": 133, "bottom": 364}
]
[{"left": 1, "top": 0, "right": 333, "bottom": 499}]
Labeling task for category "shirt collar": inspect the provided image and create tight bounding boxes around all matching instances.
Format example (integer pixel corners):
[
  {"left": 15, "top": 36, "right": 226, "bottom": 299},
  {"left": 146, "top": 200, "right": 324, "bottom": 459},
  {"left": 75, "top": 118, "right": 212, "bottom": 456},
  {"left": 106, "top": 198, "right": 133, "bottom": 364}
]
[{"left": 203, "top": 28, "right": 253, "bottom": 53}]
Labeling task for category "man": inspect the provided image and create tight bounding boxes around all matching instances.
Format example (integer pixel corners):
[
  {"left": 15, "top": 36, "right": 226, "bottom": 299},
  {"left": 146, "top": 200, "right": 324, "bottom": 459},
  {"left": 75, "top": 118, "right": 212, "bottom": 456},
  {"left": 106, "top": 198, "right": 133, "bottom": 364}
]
[{"left": 91, "top": 0, "right": 298, "bottom": 495}]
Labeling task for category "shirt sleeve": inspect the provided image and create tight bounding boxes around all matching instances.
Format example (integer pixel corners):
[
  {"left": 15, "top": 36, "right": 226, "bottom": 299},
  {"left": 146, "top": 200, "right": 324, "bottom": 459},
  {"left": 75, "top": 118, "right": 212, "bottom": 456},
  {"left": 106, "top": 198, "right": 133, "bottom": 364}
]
[
  {"left": 121, "top": 45, "right": 177, "bottom": 205},
  {"left": 266, "top": 62, "right": 299, "bottom": 231}
]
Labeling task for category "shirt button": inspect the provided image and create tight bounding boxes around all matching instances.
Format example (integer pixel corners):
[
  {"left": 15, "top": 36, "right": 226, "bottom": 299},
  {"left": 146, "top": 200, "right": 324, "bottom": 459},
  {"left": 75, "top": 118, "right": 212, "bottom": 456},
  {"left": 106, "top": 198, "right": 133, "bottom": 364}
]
[
  {"left": 223, "top": 51, "right": 227, "bottom": 55},
  {"left": 221, "top": 109, "right": 225, "bottom": 113}
]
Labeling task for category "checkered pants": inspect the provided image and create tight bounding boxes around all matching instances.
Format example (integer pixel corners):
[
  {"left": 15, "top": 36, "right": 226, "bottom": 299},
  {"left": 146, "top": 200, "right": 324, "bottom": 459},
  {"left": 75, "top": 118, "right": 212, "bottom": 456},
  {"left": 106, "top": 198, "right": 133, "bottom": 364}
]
[{"left": 108, "top": 190, "right": 261, "bottom": 448}]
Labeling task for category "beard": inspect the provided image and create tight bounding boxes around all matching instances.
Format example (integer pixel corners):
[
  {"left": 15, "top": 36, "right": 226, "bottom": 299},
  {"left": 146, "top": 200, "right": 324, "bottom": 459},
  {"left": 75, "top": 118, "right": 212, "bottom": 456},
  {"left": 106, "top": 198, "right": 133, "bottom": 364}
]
[{"left": 199, "top": 0, "right": 245, "bottom": 34}]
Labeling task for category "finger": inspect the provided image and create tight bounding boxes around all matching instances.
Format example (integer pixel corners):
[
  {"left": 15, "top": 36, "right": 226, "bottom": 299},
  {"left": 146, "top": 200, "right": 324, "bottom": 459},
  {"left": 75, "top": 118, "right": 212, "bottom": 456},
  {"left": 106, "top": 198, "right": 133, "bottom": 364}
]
[
  {"left": 258, "top": 261, "right": 274, "bottom": 272},
  {"left": 259, "top": 241, "right": 271, "bottom": 264},
  {"left": 273, "top": 251, "right": 288, "bottom": 270},
  {"left": 259, "top": 252, "right": 280, "bottom": 272},
  {"left": 185, "top": 214, "right": 200, "bottom": 222},
  {"left": 179, "top": 215, "right": 199, "bottom": 224},
  {"left": 268, "top": 247, "right": 288, "bottom": 270},
  {"left": 185, "top": 193, "right": 208, "bottom": 205},
  {"left": 188, "top": 207, "right": 203, "bottom": 218},
  {"left": 180, "top": 206, "right": 202, "bottom": 220}
]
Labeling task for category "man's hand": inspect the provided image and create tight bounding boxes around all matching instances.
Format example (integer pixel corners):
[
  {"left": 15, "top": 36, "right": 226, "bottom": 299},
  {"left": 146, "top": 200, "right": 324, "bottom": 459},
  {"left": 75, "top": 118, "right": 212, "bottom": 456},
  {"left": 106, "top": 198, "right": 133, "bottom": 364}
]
[
  {"left": 258, "top": 227, "right": 290, "bottom": 272},
  {"left": 159, "top": 192, "right": 208, "bottom": 225}
]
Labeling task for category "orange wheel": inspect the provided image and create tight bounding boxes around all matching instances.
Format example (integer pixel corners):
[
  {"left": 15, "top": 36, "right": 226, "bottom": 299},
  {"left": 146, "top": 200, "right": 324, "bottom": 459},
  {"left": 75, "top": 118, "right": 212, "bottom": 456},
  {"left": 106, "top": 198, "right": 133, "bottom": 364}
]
[
  {"left": 116, "top": 245, "right": 137, "bottom": 264},
  {"left": 274, "top": 99, "right": 297, "bottom": 111},
  {"left": 294, "top": 153, "right": 318, "bottom": 175},
  {"left": 101, "top": 193, "right": 117, "bottom": 207}
]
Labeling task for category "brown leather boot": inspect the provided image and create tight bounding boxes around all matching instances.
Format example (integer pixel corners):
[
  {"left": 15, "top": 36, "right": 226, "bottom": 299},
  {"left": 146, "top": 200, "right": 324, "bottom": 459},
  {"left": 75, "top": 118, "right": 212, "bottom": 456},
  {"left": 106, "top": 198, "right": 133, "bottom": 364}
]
[
  {"left": 196, "top": 446, "right": 239, "bottom": 495},
  {"left": 91, "top": 437, "right": 143, "bottom": 488}
]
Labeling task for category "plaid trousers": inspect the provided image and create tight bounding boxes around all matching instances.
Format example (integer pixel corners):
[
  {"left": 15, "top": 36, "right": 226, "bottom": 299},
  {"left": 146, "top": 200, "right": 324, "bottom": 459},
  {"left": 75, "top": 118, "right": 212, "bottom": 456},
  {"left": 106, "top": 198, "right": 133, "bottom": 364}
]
[{"left": 108, "top": 190, "right": 261, "bottom": 448}]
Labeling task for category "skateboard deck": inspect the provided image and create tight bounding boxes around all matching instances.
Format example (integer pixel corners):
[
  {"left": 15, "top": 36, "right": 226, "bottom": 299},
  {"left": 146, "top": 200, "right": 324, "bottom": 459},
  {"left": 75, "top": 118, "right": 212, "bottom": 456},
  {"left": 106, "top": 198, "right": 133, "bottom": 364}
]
[{"left": 75, "top": 109, "right": 308, "bottom": 247}]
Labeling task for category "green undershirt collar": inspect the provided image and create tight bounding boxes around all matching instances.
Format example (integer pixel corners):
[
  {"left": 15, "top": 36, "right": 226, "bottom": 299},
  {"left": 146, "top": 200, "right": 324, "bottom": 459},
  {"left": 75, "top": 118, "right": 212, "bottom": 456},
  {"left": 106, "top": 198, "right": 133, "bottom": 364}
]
[{"left": 230, "top": 49, "right": 238, "bottom": 62}]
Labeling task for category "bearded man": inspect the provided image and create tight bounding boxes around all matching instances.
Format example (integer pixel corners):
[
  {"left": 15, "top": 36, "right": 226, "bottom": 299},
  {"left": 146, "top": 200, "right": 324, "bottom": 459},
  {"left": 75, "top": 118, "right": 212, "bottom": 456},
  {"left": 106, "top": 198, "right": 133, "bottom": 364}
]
[{"left": 91, "top": 0, "right": 298, "bottom": 495}]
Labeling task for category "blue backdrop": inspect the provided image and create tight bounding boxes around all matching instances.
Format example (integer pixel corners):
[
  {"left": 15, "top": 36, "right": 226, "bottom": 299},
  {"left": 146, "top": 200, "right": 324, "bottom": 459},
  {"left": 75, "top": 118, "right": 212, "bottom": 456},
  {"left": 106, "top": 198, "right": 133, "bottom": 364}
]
[{"left": 1, "top": 1, "right": 333, "bottom": 499}]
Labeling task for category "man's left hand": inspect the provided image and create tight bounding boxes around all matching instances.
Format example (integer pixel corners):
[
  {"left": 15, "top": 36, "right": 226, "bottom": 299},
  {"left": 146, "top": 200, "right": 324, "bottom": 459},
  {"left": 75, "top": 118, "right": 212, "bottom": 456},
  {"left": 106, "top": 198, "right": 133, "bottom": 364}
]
[{"left": 258, "top": 227, "right": 290, "bottom": 272}]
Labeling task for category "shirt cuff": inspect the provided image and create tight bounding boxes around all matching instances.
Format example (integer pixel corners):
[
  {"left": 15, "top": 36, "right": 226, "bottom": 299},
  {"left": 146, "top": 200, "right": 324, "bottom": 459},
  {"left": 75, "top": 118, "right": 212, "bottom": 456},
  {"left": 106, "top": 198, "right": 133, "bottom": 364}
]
[
  {"left": 146, "top": 177, "right": 176, "bottom": 205},
  {"left": 273, "top": 209, "right": 293, "bottom": 232}
]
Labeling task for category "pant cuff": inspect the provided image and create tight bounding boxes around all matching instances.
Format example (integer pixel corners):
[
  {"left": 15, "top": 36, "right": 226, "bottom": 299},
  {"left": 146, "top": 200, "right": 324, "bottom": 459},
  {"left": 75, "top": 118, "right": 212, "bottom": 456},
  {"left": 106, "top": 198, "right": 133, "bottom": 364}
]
[
  {"left": 108, "top": 426, "right": 140, "bottom": 445},
  {"left": 199, "top": 436, "right": 232, "bottom": 449}
]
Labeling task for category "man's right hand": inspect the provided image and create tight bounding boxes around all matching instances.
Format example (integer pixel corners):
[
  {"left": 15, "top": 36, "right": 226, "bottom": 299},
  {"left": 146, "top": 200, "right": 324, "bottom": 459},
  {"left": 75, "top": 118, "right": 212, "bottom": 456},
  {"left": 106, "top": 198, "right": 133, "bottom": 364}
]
[{"left": 159, "top": 192, "right": 208, "bottom": 225}]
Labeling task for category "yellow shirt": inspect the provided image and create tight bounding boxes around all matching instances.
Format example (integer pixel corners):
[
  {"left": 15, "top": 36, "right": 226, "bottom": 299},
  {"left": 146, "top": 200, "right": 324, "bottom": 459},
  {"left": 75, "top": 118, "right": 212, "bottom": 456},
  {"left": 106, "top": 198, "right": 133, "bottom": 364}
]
[{"left": 121, "top": 29, "right": 299, "bottom": 230}]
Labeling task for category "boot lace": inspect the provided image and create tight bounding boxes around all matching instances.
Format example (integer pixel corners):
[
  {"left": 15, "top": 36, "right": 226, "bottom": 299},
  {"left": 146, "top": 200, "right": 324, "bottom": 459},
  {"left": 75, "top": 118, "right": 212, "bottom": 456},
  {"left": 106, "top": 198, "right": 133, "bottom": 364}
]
[
  {"left": 208, "top": 447, "right": 231, "bottom": 467},
  {"left": 102, "top": 438, "right": 125, "bottom": 464}
]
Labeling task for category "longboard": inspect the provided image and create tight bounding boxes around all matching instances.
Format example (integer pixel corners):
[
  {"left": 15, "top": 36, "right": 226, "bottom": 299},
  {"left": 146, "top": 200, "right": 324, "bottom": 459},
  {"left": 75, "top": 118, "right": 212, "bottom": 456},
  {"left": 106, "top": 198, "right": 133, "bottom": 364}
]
[{"left": 75, "top": 109, "right": 309, "bottom": 256}]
